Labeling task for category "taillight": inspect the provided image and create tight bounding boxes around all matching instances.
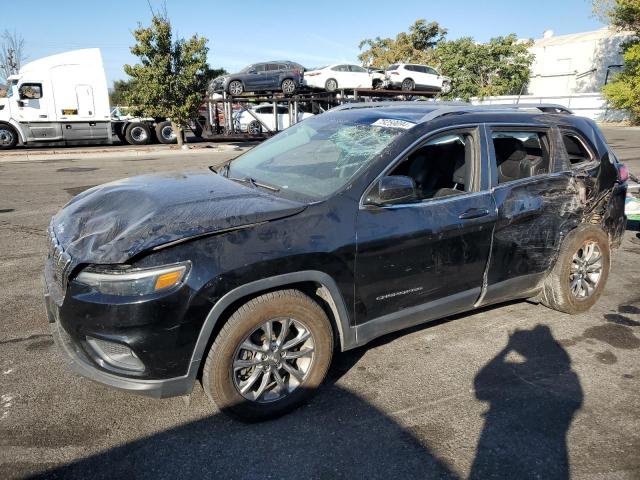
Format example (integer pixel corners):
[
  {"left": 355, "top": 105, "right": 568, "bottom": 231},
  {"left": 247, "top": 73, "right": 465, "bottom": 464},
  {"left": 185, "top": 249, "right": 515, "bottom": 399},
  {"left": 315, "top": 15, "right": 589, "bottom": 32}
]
[
  {"left": 391, "top": 71, "right": 399, "bottom": 75},
  {"left": 618, "top": 163, "right": 629, "bottom": 183},
  {"left": 306, "top": 72, "right": 320, "bottom": 76}
]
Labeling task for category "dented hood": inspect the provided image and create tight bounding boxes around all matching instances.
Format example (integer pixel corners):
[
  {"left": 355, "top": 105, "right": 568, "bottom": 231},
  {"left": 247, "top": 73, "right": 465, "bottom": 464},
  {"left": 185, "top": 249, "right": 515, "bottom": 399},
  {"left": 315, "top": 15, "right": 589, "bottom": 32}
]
[{"left": 51, "top": 171, "right": 306, "bottom": 266}]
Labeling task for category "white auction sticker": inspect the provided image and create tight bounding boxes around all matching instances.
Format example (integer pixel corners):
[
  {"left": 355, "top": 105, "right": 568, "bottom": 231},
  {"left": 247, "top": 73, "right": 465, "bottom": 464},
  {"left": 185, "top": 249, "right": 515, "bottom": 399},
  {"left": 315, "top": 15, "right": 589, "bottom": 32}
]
[{"left": 371, "top": 118, "right": 416, "bottom": 129}]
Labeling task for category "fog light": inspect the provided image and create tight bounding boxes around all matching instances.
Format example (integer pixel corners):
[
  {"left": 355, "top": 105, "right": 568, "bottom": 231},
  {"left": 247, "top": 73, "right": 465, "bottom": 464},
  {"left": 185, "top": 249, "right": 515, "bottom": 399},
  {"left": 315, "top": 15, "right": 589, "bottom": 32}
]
[{"left": 86, "top": 337, "right": 145, "bottom": 372}]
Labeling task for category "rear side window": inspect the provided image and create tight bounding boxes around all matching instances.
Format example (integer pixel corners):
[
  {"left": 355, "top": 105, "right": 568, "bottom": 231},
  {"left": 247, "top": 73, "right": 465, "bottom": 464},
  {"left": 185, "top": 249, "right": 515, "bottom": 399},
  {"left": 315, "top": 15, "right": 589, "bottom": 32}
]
[
  {"left": 425, "top": 67, "right": 439, "bottom": 75},
  {"left": 387, "top": 64, "right": 399, "bottom": 71},
  {"left": 492, "top": 131, "right": 550, "bottom": 184},
  {"left": 562, "top": 132, "right": 594, "bottom": 166}
]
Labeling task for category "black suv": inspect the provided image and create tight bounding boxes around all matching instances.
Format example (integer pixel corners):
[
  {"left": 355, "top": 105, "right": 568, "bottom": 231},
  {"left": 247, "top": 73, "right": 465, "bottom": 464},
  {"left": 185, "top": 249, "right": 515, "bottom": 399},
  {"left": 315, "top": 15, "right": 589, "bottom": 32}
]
[
  {"left": 211, "top": 61, "right": 305, "bottom": 95},
  {"left": 45, "top": 103, "right": 628, "bottom": 421}
]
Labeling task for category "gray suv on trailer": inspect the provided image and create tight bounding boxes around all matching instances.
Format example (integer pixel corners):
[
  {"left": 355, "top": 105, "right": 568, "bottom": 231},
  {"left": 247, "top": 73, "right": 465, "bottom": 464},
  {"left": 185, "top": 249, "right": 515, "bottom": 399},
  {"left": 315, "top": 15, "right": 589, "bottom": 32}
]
[{"left": 211, "top": 61, "right": 305, "bottom": 95}]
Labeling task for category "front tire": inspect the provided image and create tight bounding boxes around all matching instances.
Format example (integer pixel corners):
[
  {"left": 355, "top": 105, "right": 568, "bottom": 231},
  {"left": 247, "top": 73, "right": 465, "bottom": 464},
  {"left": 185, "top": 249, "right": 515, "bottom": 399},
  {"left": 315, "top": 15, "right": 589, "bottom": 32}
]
[
  {"left": 247, "top": 120, "right": 262, "bottom": 135},
  {"left": 541, "top": 225, "right": 610, "bottom": 314},
  {"left": 202, "top": 290, "right": 333, "bottom": 422},
  {"left": 0, "top": 124, "right": 18, "bottom": 150},
  {"left": 228, "top": 80, "right": 244, "bottom": 96}
]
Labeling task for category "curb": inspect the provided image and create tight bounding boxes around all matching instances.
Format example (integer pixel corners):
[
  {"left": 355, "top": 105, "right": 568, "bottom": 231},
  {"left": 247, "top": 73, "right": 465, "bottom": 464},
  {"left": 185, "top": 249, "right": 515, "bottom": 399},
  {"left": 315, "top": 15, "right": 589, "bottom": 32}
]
[{"left": 0, "top": 144, "right": 245, "bottom": 163}]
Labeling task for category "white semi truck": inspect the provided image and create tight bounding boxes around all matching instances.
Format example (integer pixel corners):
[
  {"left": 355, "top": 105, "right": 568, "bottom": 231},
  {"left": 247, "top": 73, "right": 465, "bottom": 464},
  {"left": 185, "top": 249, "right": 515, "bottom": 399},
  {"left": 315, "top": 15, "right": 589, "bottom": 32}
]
[{"left": 0, "top": 49, "right": 190, "bottom": 150}]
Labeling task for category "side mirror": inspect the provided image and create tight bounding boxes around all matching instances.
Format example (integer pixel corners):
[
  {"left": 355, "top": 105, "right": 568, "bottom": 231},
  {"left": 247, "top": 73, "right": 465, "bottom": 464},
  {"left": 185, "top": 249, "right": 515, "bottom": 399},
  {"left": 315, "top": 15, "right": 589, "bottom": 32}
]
[
  {"left": 365, "top": 175, "right": 418, "bottom": 206},
  {"left": 248, "top": 69, "right": 257, "bottom": 74}
]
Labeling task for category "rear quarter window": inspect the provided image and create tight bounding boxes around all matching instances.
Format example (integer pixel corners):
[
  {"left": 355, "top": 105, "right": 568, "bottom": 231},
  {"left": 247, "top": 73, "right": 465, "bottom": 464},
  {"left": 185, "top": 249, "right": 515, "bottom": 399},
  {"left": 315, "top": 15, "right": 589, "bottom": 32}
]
[{"left": 561, "top": 131, "right": 596, "bottom": 167}]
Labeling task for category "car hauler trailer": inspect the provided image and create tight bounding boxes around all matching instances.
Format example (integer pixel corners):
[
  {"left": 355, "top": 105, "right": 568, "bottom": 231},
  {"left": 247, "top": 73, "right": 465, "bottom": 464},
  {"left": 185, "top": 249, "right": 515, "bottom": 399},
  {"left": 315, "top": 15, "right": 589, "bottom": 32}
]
[{"left": 0, "top": 49, "right": 185, "bottom": 150}]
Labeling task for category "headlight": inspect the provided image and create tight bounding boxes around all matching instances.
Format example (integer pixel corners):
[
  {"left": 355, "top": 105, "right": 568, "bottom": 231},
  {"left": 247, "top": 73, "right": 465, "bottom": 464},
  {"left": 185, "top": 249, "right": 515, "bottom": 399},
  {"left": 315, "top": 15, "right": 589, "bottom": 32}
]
[{"left": 75, "top": 263, "right": 189, "bottom": 296}]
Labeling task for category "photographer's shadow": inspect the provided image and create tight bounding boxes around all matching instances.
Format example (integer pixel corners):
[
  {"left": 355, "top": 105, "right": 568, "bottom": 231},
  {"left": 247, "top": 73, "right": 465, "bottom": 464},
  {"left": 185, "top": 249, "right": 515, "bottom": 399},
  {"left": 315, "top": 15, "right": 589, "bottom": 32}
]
[{"left": 469, "top": 325, "right": 583, "bottom": 480}]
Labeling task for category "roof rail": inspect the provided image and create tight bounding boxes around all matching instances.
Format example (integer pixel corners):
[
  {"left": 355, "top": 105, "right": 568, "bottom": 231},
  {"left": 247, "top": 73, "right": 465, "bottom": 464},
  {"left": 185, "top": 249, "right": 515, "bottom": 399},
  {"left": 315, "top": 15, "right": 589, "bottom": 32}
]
[{"left": 328, "top": 101, "right": 574, "bottom": 123}]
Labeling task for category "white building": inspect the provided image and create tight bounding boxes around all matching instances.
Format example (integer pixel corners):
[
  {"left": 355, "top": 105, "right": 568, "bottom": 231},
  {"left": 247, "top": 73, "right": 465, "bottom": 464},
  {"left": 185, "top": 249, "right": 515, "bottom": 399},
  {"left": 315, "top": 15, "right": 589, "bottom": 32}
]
[
  {"left": 528, "top": 27, "right": 632, "bottom": 96},
  {"left": 474, "top": 28, "right": 634, "bottom": 120}
]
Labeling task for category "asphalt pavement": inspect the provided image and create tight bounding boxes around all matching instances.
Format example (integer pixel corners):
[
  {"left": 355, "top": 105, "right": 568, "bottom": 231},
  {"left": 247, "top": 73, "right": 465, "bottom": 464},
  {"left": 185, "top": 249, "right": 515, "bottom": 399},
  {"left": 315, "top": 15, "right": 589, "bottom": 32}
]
[{"left": 0, "top": 127, "right": 638, "bottom": 479}]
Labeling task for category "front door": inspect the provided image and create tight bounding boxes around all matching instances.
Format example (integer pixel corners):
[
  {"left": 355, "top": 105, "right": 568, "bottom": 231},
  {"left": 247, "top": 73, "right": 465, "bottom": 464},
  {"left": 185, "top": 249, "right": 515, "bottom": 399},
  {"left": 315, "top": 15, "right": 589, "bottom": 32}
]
[{"left": 354, "top": 127, "right": 496, "bottom": 339}]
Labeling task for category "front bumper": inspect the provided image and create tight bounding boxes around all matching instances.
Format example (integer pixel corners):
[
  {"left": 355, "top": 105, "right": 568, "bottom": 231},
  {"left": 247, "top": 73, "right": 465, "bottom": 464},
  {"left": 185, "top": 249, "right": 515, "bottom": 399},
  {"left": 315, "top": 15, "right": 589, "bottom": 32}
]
[{"left": 45, "top": 290, "right": 197, "bottom": 398}]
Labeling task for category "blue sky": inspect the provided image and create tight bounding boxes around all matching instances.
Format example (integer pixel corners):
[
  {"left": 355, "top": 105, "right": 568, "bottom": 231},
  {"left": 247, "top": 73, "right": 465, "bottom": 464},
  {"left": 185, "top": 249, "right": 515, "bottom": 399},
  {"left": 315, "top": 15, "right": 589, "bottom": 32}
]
[{"left": 3, "top": 0, "right": 603, "bottom": 85}]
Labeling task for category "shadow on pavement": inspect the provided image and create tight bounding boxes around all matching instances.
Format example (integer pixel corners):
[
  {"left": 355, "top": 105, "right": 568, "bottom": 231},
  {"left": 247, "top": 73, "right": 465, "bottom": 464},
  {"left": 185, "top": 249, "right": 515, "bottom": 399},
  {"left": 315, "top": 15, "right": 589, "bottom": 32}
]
[
  {"left": 33, "top": 324, "right": 581, "bottom": 480},
  {"left": 469, "top": 325, "right": 583, "bottom": 480}
]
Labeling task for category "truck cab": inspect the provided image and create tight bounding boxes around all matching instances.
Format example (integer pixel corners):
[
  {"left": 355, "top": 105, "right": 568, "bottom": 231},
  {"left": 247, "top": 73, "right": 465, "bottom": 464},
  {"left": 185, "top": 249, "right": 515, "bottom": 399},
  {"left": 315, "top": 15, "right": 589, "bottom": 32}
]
[{"left": 0, "top": 49, "right": 112, "bottom": 149}]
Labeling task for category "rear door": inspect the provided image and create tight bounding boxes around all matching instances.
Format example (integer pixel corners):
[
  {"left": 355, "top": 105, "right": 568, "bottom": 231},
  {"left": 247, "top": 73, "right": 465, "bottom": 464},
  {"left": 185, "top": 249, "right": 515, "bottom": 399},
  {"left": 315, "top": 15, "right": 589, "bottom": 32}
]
[
  {"left": 480, "top": 125, "right": 578, "bottom": 305},
  {"left": 355, "top": 126, "right": 496, "bottom": 337}
]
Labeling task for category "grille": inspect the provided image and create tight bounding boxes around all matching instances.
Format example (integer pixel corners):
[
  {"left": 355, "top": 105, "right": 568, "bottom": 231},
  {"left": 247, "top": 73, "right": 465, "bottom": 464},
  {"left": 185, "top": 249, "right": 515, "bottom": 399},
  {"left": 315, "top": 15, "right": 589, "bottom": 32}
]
[
  {"left": 91, "top": 338, "right": 131, "bottom": 356},
  {"left": 48, "top": 227, "right": 72, "bottom": 292}
]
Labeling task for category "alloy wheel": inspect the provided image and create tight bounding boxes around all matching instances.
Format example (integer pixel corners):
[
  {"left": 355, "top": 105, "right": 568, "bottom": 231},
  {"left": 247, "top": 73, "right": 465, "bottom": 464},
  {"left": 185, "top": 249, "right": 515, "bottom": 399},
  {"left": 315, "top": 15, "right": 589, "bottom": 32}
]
[
  {"left": 229, "top": 81, "right": 243, "bottom": 95},
  {"left": 282, "top": 79, "right": 296, "bottom": 94},
  {"left": 231, "top": 317, "right": 315, "bottom": 403},
  {"left": 569, "top": 241, "right": 603, "bottom": 299},
  {"left": 160, "top": 125, "right": 176, "bottom": 141}
]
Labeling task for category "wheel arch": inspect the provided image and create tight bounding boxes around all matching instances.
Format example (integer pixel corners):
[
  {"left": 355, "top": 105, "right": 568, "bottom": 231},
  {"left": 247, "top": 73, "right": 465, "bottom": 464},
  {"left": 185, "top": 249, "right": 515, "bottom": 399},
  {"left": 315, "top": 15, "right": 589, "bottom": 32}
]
[
  {"left": 1, "top": 120, "right": 25, "bottom": 145},
  {"left": 191, "top": 271, "right": 355, "bottom": 380}
]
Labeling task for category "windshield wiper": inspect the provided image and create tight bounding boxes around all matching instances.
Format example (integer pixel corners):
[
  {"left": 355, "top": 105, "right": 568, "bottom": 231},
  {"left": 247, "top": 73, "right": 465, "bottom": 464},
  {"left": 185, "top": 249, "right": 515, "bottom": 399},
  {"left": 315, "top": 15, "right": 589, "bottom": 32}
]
[{"left": 229, "top": 176, "right": 280, "bottom": 192}]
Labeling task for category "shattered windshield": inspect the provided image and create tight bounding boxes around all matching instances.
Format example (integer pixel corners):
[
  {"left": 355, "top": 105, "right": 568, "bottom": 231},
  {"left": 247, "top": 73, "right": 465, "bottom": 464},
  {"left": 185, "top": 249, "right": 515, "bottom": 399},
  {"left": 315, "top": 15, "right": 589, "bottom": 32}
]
[{"left": 226, "top": 113, "right": 410, "bottom": 201}]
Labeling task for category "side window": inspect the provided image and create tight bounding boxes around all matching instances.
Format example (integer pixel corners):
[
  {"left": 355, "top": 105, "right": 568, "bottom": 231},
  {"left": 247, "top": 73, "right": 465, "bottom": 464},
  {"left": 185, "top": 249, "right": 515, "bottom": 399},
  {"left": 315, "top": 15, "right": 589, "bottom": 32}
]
[
  {"left": 405, "top": 65, "right": 416, "bottom": 72},
  {"left": 253, "top": 64, "right": 266, "bottom": 73},
  {"left": 389, "top": 132, "right": 474, "bottom": 200},
  {"left": 562, "top": 132, "right": 594, "bottom": 166},
  {"left": 349, "top": 65, "right": 367, "bottom": 73},
  {"left": 277, "top": 106, "right": 288, "bottom": 114},
  {"left": 19, "top": 83, "right": 43, "bottom": 99},
  {"left": 332, "top": 65, "right": 348, "bottom": 72},
  {"left": 492, "top": 130, "right": 550, "bottom": 184},
  {"left": 277, "top": 64, "right": 288, "bottom": 70},
  {"left": 266, "top": 63, "right": 279, "bottom": 71},
  {"left": 425, "top": 67, "right": 439, "bottom": 75}
]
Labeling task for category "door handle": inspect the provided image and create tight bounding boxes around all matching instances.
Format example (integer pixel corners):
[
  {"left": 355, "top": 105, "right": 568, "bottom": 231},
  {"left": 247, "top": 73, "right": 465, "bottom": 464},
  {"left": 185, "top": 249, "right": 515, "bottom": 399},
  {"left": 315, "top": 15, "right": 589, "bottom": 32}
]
[{"left": 458, "top": 208, "right": 490, "bottom": 220}]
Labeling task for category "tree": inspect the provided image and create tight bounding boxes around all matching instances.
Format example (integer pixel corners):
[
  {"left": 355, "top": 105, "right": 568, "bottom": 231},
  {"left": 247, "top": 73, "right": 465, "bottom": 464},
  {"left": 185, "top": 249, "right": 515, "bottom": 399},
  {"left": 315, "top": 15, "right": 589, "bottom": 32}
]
[
  {"left": 598, "top": 0, "right": 640, "bottom": 123},
  {"left": 358, "top": 20, "right": 447, "bottom": 67},
  {"left": 109, "top": 79, "right": 137, "bottom": 107},
  {"left": 123, "top": 12, "right": 210, "bottom": 147},
  {"left": 357, "top": 20, "right": 533, "bottom": 100},
  {"left": 436, "top": 35, "right": 533, "bottom": 100},
  {"left": 0, "top": 30, "right": 26, "bottom": 84}
]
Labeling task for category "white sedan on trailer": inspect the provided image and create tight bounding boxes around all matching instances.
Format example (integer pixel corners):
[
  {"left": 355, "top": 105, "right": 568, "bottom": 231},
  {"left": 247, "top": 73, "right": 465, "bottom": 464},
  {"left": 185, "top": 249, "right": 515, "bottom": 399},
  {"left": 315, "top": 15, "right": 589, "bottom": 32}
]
[
  {"left": 235, "top": 104, "right": 314, "bottom": 134},
  {"left": 304, "top": 64, "right": 385, "bottom": 92}
]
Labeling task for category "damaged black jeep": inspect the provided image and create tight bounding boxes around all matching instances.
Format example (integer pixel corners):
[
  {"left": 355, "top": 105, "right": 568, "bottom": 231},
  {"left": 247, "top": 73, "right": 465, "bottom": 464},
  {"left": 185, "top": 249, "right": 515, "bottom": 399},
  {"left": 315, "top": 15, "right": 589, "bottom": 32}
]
[{"left": 44, "top": 103, "right": 628, "bottom": 420}]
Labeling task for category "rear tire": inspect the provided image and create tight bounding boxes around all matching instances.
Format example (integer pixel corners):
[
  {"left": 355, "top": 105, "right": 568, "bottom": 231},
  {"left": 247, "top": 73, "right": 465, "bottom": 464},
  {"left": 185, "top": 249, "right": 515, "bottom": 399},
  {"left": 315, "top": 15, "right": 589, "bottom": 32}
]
[
  {"left": 281, "top": 78, "right": 296, "bottom": 95},
  {"left": 541, "top": 225, "right": 610, "bottom": 314},
  {"left": 202, "top": 290, "right": 333, "bottom": 422},
  {"left": 325, "top": 78, "right": 338, "bottom": 92},
  {"left": 124, "top": 123, "right": 151, "bottom": 145},
  {"left": 0, "top": 124, "right": 18, "bottom": 150},
  {"left": 155, "top": 121, "right": 177, "bottom": 144},
  {"left": 401, "top": 78, "right": 415, "bottom": 91}
]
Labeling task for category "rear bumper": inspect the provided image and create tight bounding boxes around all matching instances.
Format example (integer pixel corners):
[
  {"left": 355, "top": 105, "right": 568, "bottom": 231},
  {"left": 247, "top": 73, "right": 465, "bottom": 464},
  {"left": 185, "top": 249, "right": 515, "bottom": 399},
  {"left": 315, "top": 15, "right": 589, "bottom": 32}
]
[{"left": 45, "top": 289, "right": 197, "bottom": 399}]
